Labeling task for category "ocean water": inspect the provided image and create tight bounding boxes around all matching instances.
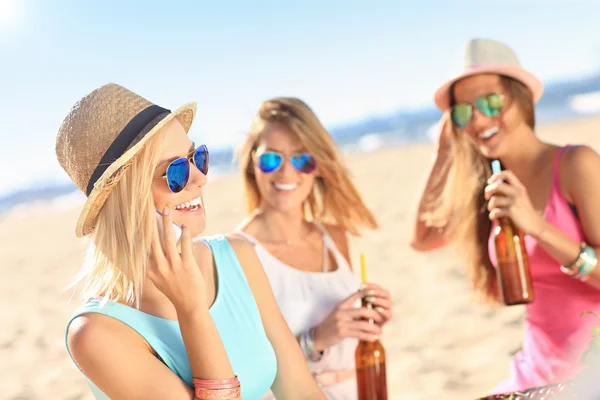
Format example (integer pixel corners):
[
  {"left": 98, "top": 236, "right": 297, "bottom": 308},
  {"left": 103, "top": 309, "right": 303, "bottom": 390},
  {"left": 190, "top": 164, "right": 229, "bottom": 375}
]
[{"left": 1, "top": 72, "right": 600, "bottom": 215}]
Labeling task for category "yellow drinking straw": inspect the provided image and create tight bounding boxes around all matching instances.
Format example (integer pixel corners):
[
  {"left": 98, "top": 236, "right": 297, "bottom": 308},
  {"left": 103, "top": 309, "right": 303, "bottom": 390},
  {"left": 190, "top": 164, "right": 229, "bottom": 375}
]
[{"left": 360, "top": 253, "right": 367, "bottom": 284}]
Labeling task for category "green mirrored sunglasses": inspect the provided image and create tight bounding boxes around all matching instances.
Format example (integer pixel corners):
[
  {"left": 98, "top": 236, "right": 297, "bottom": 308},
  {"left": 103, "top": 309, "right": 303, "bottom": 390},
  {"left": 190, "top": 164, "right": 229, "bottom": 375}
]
[{"left": 450, "top": 93, "right": 504, "bottom": 128}]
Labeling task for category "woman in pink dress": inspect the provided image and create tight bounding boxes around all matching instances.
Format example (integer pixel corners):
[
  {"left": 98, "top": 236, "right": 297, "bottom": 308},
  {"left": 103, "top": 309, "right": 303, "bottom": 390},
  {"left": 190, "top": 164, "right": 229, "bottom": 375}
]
[{"left": 411, "top": 38, "right": 600, "bottom": 393}]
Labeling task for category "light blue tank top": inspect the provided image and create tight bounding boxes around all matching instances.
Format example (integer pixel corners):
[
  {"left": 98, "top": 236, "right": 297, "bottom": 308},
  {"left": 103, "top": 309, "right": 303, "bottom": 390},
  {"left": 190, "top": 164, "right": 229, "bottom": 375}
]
[{"left": 65, "top": 234, "right": 278, "bottom": 400}]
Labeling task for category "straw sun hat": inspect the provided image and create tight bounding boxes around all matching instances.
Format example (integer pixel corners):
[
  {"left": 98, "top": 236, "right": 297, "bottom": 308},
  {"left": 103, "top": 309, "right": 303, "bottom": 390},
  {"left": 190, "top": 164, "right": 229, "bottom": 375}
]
[
  {"left": 55, "top": 83, "right": 197, "bottom": 237},
  {"left": 434, "top": 38, "right": 544, "bottom": 110}
]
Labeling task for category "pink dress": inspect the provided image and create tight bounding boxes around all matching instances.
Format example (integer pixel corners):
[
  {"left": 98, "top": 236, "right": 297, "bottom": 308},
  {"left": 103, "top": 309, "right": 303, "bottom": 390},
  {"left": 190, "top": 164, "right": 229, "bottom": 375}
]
[{"left": 488, "top": 145, "right": 600, "bottom": 394}]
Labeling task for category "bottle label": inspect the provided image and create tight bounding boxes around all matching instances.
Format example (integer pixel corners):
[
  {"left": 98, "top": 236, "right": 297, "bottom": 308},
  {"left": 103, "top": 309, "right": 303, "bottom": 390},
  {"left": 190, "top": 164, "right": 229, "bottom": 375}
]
[
  {"left": 495, "top": 220, "right": 519, "bottom": 263},
  {"left": 495, "top": 230, "right": 533, "bottom": 304}
]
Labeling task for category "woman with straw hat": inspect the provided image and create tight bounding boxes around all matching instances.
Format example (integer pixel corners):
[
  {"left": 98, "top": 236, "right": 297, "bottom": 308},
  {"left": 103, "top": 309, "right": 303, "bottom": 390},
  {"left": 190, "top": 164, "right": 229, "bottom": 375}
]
[
  {"left": 411, "top": 39, "right": 600, "bottom": 393},
  {"left": 57, "top": 83, "right": 326, "bottom": 400},
  {"left": 233, "top": 97, "right": 393, "bottom": 399}
]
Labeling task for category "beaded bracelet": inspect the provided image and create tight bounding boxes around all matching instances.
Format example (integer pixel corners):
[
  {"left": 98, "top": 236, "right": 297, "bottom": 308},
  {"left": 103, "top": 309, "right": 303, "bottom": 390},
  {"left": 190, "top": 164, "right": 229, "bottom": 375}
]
[
  {"left": 575, "top": 245, "right": 597, "bottom": 281},
  {"left": 560, "top": 242, "right": 598, "bottom": 281}
]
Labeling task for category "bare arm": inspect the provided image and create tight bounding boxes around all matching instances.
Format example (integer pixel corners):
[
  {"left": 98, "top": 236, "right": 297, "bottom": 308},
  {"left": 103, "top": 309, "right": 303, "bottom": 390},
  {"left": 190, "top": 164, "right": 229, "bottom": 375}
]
[
  {"left": 67, "top": 314, "right": 197, "bottom": 400},
  {"left": 229, "top": 237, "right": 326, "bottom": 400},
  {"left": 176, "top": 243, "right": 235, "bottom": 380},
  {"left": 410, "top": 142, "right": 452, "bottom": 252}
]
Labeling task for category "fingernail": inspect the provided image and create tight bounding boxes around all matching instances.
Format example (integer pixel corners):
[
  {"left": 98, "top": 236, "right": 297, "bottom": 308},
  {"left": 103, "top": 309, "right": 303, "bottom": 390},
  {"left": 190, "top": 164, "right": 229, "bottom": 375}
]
[
  {"left": 375, "top": 306, "right": 385, "bottom": 313},
  {"left": 365, "top": 296, "right": 376, "bottom": 302},
  {"left": 163, "top": 206, "right": 170, "bottom": 215},
  {"left": 364, "top": 289, "right": 376, "bottom": 296}
]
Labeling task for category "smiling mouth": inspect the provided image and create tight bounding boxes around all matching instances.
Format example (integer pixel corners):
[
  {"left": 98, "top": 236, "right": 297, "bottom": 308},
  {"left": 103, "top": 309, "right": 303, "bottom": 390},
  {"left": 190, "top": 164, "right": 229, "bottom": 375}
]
[
  {"left": 273, "top": 183, "right": 299, "bottom": 191},
  {"left": 479, "top": 127, "right": 499, "bottom": 140},
  {"left": 174, "top": 195, "right": 202, "bottom": 211}
]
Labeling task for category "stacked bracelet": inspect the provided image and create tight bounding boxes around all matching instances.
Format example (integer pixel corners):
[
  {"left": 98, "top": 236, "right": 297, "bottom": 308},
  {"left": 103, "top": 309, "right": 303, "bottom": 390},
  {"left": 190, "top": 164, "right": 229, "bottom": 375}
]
[
  {"left": 300, "top": 327, "right": 326, "bottom": 362},
  {"left": 560, "top": 242, "right": 598, "bottom": 282},
  {"left": 192, "top": 376, "right": 241, "bottom": 399}
]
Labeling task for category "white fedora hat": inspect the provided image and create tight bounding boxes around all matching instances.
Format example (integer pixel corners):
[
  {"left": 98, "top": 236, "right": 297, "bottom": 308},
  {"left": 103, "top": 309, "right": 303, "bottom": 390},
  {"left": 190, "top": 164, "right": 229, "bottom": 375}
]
[{"left": 434, "top": 38, "right": 544, "bottom": 110}]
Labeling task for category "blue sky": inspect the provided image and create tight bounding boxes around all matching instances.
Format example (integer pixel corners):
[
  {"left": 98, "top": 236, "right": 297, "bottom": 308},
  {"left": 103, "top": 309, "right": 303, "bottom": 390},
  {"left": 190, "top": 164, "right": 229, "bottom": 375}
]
[{"left": 0, "top": 0, "right": 599, "bottom": 195}]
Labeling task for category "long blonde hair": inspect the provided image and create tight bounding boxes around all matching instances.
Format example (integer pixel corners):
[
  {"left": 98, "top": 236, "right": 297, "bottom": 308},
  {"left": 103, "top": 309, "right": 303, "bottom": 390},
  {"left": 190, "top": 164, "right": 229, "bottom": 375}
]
[
  {"left": 423, "top": 76, "right": 535, "bottom": 303},
  {"left": 236, "top": 97, "right": 378, "bottom": 235},
  {"left": 70, "top": 127, "right": 168, "bottom": 308}
]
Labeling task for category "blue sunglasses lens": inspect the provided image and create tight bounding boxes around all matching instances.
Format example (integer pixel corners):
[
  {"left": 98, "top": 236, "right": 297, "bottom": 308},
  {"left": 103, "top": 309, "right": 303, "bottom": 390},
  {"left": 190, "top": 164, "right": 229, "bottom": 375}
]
[
  {"left": 291, "top": 154, "right": 317, "bottom": 173},
  {"left": 258, "top": 152, "right": 283, "bottom": 173},
  {"left": 166, "top": 158, "right": 190, "bottom": 193},
  {"left": 193, "top": 144, "right": 209, "bottom": 175}
]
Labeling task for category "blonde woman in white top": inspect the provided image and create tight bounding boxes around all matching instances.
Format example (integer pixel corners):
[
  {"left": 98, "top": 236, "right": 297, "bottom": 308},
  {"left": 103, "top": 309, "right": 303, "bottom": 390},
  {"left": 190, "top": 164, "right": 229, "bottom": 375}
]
[{"left": 235, "top": 97, "right": 393, "bottom": 399}]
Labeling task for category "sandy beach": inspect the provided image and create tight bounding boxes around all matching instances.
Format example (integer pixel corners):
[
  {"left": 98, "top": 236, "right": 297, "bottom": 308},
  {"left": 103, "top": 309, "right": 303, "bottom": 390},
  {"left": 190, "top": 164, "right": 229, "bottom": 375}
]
[{"left": 2, "top": 115, "right": 600, "bottom": 400}]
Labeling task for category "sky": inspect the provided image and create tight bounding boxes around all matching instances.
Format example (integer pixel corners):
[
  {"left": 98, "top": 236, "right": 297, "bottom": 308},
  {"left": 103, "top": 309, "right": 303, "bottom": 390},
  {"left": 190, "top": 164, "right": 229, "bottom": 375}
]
[{"left": 0, "top": 0, "right": 599, "bottom": 195}]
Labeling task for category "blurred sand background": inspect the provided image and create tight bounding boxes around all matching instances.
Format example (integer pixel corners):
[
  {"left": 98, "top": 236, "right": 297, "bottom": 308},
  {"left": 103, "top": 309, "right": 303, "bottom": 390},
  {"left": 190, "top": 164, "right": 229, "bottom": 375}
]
[{"left": 1, "top": 115, "right": 599, "bottom": 400}]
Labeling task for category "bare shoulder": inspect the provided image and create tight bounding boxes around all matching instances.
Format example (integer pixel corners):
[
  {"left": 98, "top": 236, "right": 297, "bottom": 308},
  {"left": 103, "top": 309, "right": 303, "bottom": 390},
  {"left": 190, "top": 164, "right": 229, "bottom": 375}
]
[
  {"left": 224, "top": 233, "right": 275, "bottom": 314},
  {"left": 560, "top": 145, "right": 600, "bottom": 199},
  {"left": 224, "top": 233, "right": 261, "bottom": 272},
  {"left": 321, "top": 223, "right": 352, "bottom": 266},
  {"left": 225, "top": 233, "right": 256, "bottom": 254},
  {"left": 67, "top": 312, "right": 149, "bottom": 370},
  {"left": 192, "top": 238, "right": 214, "bottom": 261},
  {"left": 322, "top": 223, "right": 349, "bottom": 244},
  {"left": 562, "top": 144, "right": 600, "bottom": 171}
]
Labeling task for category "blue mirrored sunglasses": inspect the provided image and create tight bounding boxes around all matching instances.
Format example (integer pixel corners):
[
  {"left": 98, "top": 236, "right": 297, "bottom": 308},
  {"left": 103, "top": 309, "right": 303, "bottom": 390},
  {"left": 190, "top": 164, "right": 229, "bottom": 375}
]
[
  {"left": 257, "top": 151, "right": 317, "bottom": 174},
  {"left": 161, "top": 144, "right": 209, "bottom": 193}
]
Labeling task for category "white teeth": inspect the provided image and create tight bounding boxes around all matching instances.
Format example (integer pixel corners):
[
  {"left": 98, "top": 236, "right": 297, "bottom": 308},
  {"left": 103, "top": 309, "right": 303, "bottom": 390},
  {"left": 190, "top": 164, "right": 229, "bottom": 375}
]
[
  {"left": 274, "top": 183, "right": 299, "bottom": 191},
  {"left": 174, "top": 196, "right": 202, "bottom": 210},
  {"left": 479, "top": 127, "right": 498, "bottom": 139}
]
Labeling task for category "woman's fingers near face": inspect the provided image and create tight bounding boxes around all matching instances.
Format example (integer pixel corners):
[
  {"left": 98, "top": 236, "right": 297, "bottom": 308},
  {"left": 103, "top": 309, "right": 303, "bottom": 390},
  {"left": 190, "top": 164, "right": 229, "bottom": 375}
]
[
  {"left": 161, "top": 207, "right": 179, "bottom": 261},
  {"left": 150, "top": 218, "right": 167, "bottom": 265},
  {"left": 179, "top": 224, "right": 194, "bottom": 260}
]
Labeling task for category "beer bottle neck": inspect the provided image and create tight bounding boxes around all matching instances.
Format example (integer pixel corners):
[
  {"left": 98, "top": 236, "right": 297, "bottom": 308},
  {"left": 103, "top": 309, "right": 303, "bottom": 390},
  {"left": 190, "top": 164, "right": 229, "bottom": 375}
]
[
  {"left": 498, "top": 217, "right": 524, "bottom": 235},
  {"left": 498, "top": 217, "right": 511, "bottom": 227}
]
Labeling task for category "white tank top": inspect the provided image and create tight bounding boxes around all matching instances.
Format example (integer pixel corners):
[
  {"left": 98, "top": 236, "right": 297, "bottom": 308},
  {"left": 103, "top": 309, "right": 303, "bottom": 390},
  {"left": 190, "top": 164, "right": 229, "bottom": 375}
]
[{"left": 235, "top": 222, "right": 361, "bottom": 400}]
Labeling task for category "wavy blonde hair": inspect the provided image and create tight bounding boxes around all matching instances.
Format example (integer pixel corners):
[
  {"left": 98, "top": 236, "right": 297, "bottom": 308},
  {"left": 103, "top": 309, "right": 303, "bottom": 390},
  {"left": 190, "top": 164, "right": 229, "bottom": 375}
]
[
  {"left": 236, "top": 97, "right": 378, "bottom": 235},
  {"left": 423, "top": 76, "right": 535, "bottom": 303},
  {"left": 70, "top": 124, "right": 169, "bottom": 308}
]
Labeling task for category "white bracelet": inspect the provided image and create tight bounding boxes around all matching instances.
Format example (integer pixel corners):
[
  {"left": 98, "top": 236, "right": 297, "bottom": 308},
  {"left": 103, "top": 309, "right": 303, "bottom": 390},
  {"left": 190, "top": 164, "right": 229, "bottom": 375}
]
[{"left": 300, "top": 327, "right": 325, "bottom": 362}]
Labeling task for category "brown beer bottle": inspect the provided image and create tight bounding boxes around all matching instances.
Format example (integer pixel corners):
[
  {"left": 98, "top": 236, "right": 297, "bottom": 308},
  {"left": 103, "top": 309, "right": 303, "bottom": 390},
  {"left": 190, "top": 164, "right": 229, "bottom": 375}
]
[
  {"left": 490, "top": 159, "right": 534, "bottom": 306},
  {"left": 355, "top": 255, "right": 388, "bottom": 400}
]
